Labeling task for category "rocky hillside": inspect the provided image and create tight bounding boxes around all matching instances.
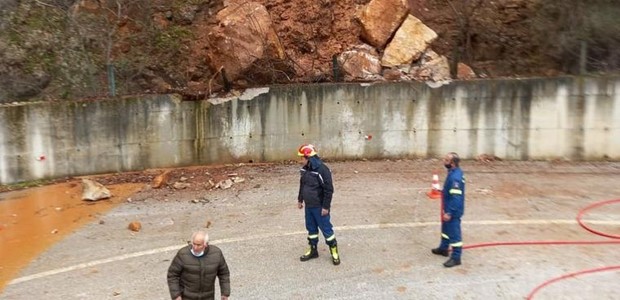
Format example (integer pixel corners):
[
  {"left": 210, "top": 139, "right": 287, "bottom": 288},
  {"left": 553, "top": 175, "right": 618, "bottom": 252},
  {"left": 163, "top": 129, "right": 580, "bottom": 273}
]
[{"left": 0, "top": 0, "right": 618, "bottom": 102}]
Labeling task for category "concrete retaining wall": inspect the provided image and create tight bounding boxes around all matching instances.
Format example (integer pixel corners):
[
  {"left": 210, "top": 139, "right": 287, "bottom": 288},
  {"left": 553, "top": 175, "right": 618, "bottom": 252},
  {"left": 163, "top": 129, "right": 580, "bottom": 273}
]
[{"left": 1, "top": 76, "right": 619, "bottom": 184}]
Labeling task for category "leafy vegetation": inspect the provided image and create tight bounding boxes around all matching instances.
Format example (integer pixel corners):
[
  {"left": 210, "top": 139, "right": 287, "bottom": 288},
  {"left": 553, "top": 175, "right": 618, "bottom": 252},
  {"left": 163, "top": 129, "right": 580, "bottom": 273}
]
[{"left": 154, "top": 25, "right": 193, "bottom": 55}]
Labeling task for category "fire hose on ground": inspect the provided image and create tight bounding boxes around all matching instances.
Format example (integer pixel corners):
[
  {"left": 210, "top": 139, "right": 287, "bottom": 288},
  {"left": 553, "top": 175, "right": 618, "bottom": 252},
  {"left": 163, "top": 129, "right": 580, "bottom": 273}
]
[{"left": 459, "top": 199, "right": 620, "bottom": 299}]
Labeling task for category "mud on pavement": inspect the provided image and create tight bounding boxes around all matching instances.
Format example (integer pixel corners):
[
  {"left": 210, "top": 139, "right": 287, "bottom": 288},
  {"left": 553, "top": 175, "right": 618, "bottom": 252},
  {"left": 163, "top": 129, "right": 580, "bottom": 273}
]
[{"left": 2, "top": 159, "right": 620, "bottom": 299}]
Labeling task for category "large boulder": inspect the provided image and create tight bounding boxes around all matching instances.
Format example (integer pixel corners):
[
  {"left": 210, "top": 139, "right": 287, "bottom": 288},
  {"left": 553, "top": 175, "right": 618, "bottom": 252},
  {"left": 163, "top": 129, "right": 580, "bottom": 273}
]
[
  {"left": 409, "top": 50, "right": 451, "bottom": 83},
  {"left": 337, "top": 44, "right": 382, "bottom": 80},
  {"left": 81, "top": 179, "right": 112, "bottom": 201},
  {"left": 381, "top": 15, "right": 438, "bottom": 67},
  {"left": 151, "top": 170, "right": 171, "bottom": 189},
  {"left": 206, "top": 2, "right": 287, "bottom": 82},
  {"left": 457, "top": 62, "right": 477, "bottom": 79},
  {"left": 383, "top": 68, "right": 410, "bottom": 81},
  {"left": 357, "top": 0, "right": 409, "bottom": 49}
]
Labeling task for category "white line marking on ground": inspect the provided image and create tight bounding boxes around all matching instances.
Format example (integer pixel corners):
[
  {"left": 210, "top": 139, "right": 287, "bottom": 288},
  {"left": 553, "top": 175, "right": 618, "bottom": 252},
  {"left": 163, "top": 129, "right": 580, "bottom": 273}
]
[{"left": 9, "top": 219, "right": 620, "bottom": 285}]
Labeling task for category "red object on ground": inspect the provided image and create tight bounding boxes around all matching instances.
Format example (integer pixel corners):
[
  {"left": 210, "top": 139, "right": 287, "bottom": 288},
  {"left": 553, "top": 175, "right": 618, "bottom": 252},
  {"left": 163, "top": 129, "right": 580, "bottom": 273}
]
[{"left": 460, "top": 198, "right": 620, "bottom": 299}]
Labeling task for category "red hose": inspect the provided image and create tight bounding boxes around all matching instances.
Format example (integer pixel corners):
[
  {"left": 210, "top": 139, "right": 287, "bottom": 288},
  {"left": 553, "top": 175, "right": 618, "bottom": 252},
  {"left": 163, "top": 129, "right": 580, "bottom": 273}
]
[
  {"left": 525, "top": 265, "right": 620, "bottom": 300},
  {"left": 461, "top": 199, "right": 620, "bottom": 299},
  {"left": 577, "top": 199, "right": 620, "bottom": 239}
]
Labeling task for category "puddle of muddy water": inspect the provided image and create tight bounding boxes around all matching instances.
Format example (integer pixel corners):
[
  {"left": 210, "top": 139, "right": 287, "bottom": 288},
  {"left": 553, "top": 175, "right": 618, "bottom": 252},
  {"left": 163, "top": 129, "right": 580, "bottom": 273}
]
[{"left": 0, "top": 181, "right": 142, "bottom": 292}]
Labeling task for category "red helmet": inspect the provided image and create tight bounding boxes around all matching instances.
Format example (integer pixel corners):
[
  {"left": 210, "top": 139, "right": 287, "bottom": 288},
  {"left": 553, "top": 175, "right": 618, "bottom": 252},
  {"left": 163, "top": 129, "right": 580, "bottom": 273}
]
[{"left": 297, "top": 144, "right": 317, "bottom": 157}]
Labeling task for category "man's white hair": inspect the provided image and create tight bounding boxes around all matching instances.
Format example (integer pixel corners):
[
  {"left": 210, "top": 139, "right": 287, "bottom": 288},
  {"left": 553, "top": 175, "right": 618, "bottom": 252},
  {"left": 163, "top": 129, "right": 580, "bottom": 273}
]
[{"left": 191, "top": 231, "right": 209, "bottom": 245}]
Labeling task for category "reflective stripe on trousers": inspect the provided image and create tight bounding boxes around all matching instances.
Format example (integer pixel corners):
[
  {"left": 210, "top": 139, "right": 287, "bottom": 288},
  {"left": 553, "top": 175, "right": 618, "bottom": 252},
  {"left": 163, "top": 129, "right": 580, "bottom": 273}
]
[
  {"left": 439, "top": 217, "right": 463, "bottom": 259},
  {"left": 304, "top": 207, "right": 335, "bottom": 245}
]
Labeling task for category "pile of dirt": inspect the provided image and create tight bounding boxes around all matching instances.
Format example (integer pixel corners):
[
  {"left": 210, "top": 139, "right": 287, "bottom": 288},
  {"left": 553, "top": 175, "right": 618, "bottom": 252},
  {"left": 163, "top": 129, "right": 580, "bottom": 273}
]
[
  {"left": 257, "top": 0, "right": 365, "bottom": 81},
  {"left": 0, "top": 0, "right": 550, "bottom": 102},
  {"left": 192, "top": 0, "right": 544, "bottom": 85}
]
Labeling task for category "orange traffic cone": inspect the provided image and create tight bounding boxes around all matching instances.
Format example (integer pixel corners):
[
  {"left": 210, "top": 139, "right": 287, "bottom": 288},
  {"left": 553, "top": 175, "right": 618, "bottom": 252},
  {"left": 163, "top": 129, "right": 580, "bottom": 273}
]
[{"left": 426, "top": 173, "right": 442, "bottom": 199}]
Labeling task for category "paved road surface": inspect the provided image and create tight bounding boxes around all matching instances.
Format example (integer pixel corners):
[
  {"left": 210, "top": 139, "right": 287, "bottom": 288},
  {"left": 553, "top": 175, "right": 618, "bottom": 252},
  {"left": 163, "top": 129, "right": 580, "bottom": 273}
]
[{"left": 2, "top": 160, "right": 620, "bottom": 299}]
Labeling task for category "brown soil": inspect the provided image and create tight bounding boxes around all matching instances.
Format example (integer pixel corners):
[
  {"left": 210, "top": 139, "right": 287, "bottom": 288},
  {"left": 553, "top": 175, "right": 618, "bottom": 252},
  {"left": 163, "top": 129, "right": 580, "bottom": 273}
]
[
  {"left": 0, "top": 182, "right": 142, "bottom": 291},
  {"left": 185, "top": 0, "right": 546, "bottom": 87},
  {"left": 0, "top": 0, "right": 553, "bottom": 102}
]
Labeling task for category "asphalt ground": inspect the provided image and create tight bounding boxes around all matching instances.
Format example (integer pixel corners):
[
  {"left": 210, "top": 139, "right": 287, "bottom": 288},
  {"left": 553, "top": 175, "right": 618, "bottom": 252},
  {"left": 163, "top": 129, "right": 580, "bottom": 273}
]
[{"left": 2, "top": 159, "right": 620, "bottom": 299}]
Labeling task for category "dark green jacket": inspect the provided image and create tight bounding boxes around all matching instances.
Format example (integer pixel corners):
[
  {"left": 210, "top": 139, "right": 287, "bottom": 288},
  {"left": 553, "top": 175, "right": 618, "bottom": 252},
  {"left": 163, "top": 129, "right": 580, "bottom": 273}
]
[{"left": 167, "top": 245, "right": 230, "bottom": 300}]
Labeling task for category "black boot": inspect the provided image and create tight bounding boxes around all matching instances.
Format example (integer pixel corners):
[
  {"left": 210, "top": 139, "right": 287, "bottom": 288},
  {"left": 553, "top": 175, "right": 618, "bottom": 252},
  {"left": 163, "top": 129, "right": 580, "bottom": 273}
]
[
  {"left": 443, "top": 257, "right": 461, "bottom": 268},
  {"left": 300, "top": 244, "right": 318, "bottom": 261},
  {"left": 329, "top": 244, "right": 340, "bottom": 265},
  {"left": 431, "top": 248, "right": 449, "bottom": 257}
]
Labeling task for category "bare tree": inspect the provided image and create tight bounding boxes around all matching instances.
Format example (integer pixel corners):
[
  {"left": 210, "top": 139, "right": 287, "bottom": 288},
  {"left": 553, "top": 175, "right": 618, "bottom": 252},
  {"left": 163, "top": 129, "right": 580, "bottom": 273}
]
[
  {"left": 531, "top": 0, "right": 620, "bottom": 74},
  {"left": 445, "top": 0, "right": 483, "bottom": 78}
]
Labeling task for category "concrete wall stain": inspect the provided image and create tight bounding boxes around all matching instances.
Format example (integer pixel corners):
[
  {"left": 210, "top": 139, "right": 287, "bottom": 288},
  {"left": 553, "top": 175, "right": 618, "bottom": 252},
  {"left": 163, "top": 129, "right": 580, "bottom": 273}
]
[
  {"left": 425, "top": 83, "right": 454, "bottom": 157},
  {"left": 463, "top": 82, "right": 483, "bottom": 158},
  {"left": 1, "top": 76, "right": 620, "bottom": 184},
  {"left": 517, "top": 81, "right": 533, "bottom": 160},
  {"left": 193, "top": 100, "right": 207, "bottom": 163},
  {"left": 569, "top": 77, "right": 587, "bottom": 160},
  {"left": 1, "top": 105, "right": 27, "bottom": 182},
  {"left": 584, "top": 78, "right": 615, "bottom": 159}
]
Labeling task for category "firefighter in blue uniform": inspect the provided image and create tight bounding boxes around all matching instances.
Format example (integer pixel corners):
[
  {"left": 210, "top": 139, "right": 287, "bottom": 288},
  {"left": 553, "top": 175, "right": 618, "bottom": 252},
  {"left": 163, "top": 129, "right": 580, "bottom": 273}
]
[
  {"left": 296, "top": 144, "right": 340, "bottom": 265},
  {"left": 432, "top": 152, "right": 465, "bottom": 267}
]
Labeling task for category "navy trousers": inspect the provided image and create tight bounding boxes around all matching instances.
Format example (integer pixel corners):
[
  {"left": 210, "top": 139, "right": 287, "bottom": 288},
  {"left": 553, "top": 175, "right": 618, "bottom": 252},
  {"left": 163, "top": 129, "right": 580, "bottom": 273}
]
[
  {"left": 305, "top": 207, "right": 336, "bottom": 246},
  {"left": 438, "top": 217, "right": 463, "bottom": 259}
]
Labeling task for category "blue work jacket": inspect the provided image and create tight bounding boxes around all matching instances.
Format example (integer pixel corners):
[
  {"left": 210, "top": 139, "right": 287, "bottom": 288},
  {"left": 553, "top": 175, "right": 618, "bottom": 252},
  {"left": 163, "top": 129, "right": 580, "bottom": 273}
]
[{"left": 442, "top": 167, "right": 465, "bottom": 218}]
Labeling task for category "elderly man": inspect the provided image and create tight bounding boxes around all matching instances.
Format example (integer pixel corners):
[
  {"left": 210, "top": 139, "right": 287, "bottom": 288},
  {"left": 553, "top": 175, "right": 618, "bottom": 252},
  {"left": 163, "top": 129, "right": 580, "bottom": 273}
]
[{"left": 167, "top": 231, "right": 230, "bottom": 300}]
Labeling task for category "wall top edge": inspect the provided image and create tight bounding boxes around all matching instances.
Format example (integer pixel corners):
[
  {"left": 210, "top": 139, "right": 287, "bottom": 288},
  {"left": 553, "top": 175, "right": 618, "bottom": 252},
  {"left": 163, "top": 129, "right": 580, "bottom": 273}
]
[{"left": 1, "top": 75, "right": 619, "bottom": 107}]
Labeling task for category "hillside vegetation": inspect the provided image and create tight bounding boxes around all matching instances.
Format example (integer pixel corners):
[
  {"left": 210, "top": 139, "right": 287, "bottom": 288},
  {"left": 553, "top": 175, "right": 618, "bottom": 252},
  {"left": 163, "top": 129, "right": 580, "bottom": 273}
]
[{"left": 0, "top": 0, "right": 618, "bottom": 102}]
